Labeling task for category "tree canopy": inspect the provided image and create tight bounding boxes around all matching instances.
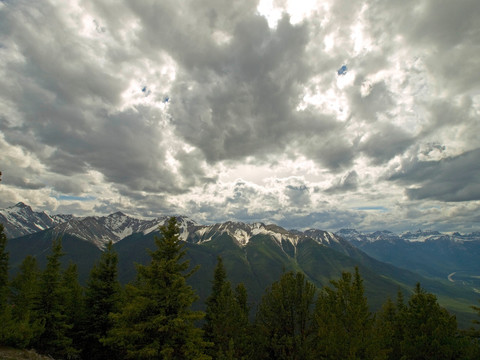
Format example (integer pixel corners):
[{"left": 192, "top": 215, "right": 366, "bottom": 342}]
[{"left": 104, "top": 217, "right": 209, "bottom": 359}]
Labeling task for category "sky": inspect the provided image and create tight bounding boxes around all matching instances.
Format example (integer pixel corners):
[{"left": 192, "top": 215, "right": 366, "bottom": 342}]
[{"left": 1, "top": 0, "right": 479, "bottom": 233}]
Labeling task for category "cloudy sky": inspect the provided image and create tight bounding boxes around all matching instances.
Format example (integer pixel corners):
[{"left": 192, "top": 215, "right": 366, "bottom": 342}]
[{"left": 1, "top": 0, "right": 479, "bottom": 232}]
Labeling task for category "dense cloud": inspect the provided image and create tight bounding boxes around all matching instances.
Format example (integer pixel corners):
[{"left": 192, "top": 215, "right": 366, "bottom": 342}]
[
  {"left": 387, "top": 148, "right": 480, "bottom": 202},
  {"left": 325, "top": 171, "right": 359, "bottom": 194},
  {"left": 0, "top": 0, "right": 479, "bottom": 232}
]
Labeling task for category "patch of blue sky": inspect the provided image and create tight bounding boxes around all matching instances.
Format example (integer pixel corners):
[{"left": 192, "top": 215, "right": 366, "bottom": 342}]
[
  {"left": 337, "top": 65, "right": 347, "bottom": 75},
  {"left": 55, "top": 195, "right": 96, "bottom": 201},
  {"left": 354, "top": 206, "right": 387, "bottom": 212}
]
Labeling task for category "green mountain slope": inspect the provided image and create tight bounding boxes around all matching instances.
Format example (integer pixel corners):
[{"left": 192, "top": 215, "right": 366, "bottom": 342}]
[
  {"left": 6, "top": 230, "right": 102, "bottom": 283},
  {"left": 6, "top": 227, "right": 478, "bottom": 328}
]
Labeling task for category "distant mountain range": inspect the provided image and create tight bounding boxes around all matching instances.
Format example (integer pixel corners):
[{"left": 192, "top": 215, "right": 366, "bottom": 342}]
[
  {"left": 337, "top": 228, "right": 480, "bottom": 289},
  {"left": 337, "top": 228, "right": 480, "bottom": 244},
  {"left": 3, "top": 202, "right": 479, "bottom": 249},
  {"left": 1, "top": 202, "right": 479, "bottom": 327}
]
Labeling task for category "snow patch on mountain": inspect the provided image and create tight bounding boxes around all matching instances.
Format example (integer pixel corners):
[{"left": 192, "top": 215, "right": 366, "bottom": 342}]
[
  {"left": 0, "top": 202, "right": 69, "bottom": 238},
  {"left": 336, "top": 228, "right": 480, "bottom": 244},
  {"left": 185, "top": 221, "right": 341, "bottom": 249}
]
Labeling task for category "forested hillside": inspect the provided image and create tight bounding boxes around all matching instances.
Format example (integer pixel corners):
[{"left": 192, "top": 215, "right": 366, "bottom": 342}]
[{"left": 1, "top": 220, "right": 480, "bottom": 359}]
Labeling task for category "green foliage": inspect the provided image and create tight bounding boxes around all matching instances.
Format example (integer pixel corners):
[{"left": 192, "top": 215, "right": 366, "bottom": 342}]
[
  {"left": 32, "top": 238, "right": 74, "bottom": 358},
  {"left": 3, "top": 220, "right": 480, "bottom": 358},
  {"left": 0, "top": 223, "right": 12, "bottom": 345},
  {"left": 473, "top": 298, "right": 480, "bottom": 332},
  {"left": 374, "top": 298, "right": 398, "bottom": 360},
  {"left": 4, "top": 256, "right": 43, "bottom": 348},
  {"left": 10, "top": 256, "right": 39, "bottom": 319},
  {"left": 313, "top": 267, "right": 377, "bottom": 359},
  {"left": 82, "top": 241, "right": 122, "bottom": 360},
  {"left": 374, "top": 284, "right": 474, "bottom": 360},
  {"left": 0, "top": 223, "right": 8, "bottom": 309},
  {"left": 255, "top": 271, "right": 316, "bottom": 360},
  {"left": 0, "top": 228, "right": 43, "bottom": 350},
  {"left": 400, "top": 283, "right": 460, "bottom": 359},
  {"left": 105, "top": 217, "right": 209, "bottom": 359},
  {"left": 204, "top": 256, "right": 251, "bottom": 359},
  {"left": 61, "top": 262, "right": 84, "bottom": 356}
]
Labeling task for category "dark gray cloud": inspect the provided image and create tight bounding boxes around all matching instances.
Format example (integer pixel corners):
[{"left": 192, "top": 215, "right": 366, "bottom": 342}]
[
  {"left": 3, "top": 173, "right": 45, "bottom": 190},
  {"left": 420, "top": 99, "right": 479, "bottom": 141},
  {"left": 367, "top": 0, "right": 480, "bottom": 95},
  {"left": 294, "top": 129, "right": 356, "bottom": 172},
  {"left": 285, "top": 184, "right": 311, "bottom": 207},
  {"left": 387, "top": 148, "right": 480, "bottom": 202},
  {"left": 348, "top": 81, "right": 395, "bottom": 122},
  {"left": 169, "top": 14, "right": 324, "bottom": 164},
  {"left": 325, "top": 171, "right": 359, "bottom": 194},
  {"left": 52, "top": 178, "right": 87, "bottom": 196},
  {"left": 360, "top": 122, "right": 415, "bottom": 164}
]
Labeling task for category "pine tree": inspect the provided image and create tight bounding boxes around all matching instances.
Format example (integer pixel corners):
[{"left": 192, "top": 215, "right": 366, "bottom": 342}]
[
  {"left": 400, "top": 283, "right": 460, "bottom": 360},
  {"left": 10, "top": 255, "right": 40, "bottom": 319},
  {"left": 61, "top": 262, "right": 84, "bottom": 357},
  {"left": 0, "top": 223, "right": 8, "bottom": 310},
  {"left": 255, "top": 271, "right": 316, "bottom": 360},
  {"left": 6, "top": 255, "right": 44, "bottom": 348},
  {"left": 82, "top": 241, "right": 122, "bottom": 360},
  {"left": 473, "top": 298, "right": 480, "bottom": 334},
  {"left": 204, "top": 256, "right": 250, "bottom": 359},
  {"left": 313, "top": 267, "right": 375, "bottom": 359},
  {"left": 0, "top": 222, "right": 13, "bottom": 345},
  {"left": 105, "top": 217, "right": 210, "bottom": 359},
  {"left": 32, "top": 238, "right": 73, "bottom": 357},
  {"left": 375, "top": 297, "right": 403, "bottom": 360},
  {"left": 233, "top": 283, "right": 251, "bottom": 358}
]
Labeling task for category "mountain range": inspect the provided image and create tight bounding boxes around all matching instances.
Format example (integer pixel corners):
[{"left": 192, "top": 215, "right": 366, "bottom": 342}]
[
  {"left": 337, "top": 228, "right": 480, "bottom": 291},
  {"left": 1, "top": 202, "right": 479, "bottom": 327}
]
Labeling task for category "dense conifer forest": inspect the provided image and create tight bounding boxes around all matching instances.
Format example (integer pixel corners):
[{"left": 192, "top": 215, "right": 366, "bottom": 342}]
[{"left": 1, "top": 220, "right": 480, "bottom": 359}]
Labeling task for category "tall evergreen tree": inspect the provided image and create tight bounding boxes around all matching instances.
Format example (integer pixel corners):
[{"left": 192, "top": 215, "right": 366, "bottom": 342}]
[
  {"left": 0, "top": 223, "right": 8, "bottom": 311},
  {"left": 82, "top": 241, "right": 122, "bottom": 360},
  {"left": 313, "top": 267, "right": 376, "bottom": 359},
  {"left": 61, "top": 262, "right": 84, "bottom": 356},
  {"left": 10, "top": 255, "right": 40, "bottom": 320},
  {"left": 6, "top": 255, "right": 43, "bottom": 348},
  {"left": 374, "top": 297, "right": 402, "bottom": 360},
  {"left": 204, "top": 256, "right": 250, "bottom": 359},
  {"left": 473, "top": 298, "right": 480, "bottom": 334},
  {"left": 255, "top": 271, "right": 316, "bottom": 360},
  {"left": 233, "top": 282, "right": 251, "bottom": 358},
  {"left": 105, "top": 217, "right": 209, "bottom": 359},
  {"left": 400, "top": 283, "right": 460, "bottom": 360},
  {"left": 32, "top": 238, "right": 73, "bottom": 358},
  {"left": 0, "top": 222, "right": 13, "bottom": 345}
]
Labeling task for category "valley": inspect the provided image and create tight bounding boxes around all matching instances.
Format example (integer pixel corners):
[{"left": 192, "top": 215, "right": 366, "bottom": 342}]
[{"left": 1, "top": 202, "right": 480, "bottom": 328}]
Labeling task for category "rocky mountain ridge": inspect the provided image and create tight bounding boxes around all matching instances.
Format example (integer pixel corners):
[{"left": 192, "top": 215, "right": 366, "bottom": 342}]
[
  {"left": 2, "top": 203, "right": 480, "bottom": 252},
  {"left": 335, "top": 228, "right": 480, "bottom": 244},
  {"left": 0, "top": 202, "right": 66, "bottom": 238},
  {"left": 1, "top": 203, "right": 342, "bottom": 250}
]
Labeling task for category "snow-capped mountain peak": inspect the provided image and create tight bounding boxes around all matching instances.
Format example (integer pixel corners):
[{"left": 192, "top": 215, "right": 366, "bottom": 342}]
[
  {"left": 184, "top": 221, "right": 341, "bottom": 249},
  {"left": 336, "top": 228, "right": 480, "bottom": 244},
  {"left": 0, "top": 202, "right": 68, "bottom": 238},
  {"left": 0, "top": 203, "right": 349, "bottom": 250}
]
